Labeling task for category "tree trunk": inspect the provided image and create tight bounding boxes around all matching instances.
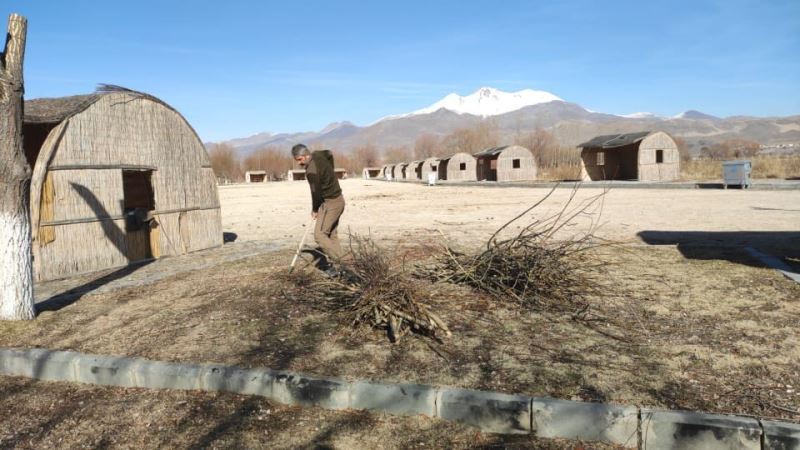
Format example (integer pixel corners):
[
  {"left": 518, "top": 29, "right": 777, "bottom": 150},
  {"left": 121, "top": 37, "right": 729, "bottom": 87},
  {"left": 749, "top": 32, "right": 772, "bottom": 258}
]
[{"left": 0, "top": 13, "right": 34, "bottom": 320}]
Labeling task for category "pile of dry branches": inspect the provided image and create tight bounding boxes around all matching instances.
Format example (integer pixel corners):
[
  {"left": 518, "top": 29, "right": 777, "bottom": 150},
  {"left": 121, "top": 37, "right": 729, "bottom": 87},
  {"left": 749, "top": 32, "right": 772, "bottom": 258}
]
[
  {"left": 423, "top": 185, "right": 608, "bottom": 316},
  {"left": 285, "top": 235, "right": 450, "bottom": 343}
]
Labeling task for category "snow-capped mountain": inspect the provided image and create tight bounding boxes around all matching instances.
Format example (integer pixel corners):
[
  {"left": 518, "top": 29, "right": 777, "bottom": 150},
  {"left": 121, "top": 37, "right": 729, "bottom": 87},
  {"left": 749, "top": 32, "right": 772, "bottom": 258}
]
[
  {"left": 210, "top": 87, "right": 798, "bottom": 157},
  {"left": 672, "top": 110, "right": 719, "bottom": 120},
  {"left": 373, "top": 87, "right": 565, "bottom": 124},
  {"left": 621, "top": 112, "right": 660, "bottom": 119}
]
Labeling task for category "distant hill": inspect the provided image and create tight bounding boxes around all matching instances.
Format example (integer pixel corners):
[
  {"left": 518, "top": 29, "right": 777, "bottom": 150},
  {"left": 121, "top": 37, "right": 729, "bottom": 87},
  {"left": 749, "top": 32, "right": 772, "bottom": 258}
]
[{"left": 208, "top": 87, "right": 800, "bottom": 158}]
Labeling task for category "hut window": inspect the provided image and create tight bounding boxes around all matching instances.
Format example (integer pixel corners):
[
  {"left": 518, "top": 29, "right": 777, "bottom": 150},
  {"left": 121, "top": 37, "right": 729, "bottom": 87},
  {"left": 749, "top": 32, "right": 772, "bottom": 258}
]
[
  {"left": 512, "top": 159, "right": 521, "bottom": 169},
  {"left": 122, "top": 170, "right": 155, "bottom": 212},
  {"left": 459, "top": 162, "right": 466, "bottom": 171},
  {"left": 597, "top": 152, "right": 605, "bottom": 166},
  {"left": 656, "top": 149, "right": 664, "bottom": 164}
]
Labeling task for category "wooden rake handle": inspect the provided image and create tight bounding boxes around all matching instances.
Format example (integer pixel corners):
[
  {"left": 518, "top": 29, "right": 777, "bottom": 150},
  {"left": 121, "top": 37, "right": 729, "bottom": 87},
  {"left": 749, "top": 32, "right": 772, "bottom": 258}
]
[{"left": 289, "top": 219, "right": 314, "bottom": 273}]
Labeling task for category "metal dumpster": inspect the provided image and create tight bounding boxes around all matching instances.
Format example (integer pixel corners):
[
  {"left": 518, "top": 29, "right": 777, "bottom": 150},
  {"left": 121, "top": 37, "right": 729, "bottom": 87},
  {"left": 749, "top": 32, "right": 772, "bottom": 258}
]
[{"left": 722, "top": 160, "right": 752, "bottom": 189}]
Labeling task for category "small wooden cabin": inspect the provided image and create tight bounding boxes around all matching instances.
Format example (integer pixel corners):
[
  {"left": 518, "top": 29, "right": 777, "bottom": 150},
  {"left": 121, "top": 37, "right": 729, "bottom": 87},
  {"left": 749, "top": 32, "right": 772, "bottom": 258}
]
[
  {"left": 406, "top": 160, "right": 423, "bottom": 180},
  {"left": 394, "top": 162, "right": 408, "bottom": 180},
  {"left": 362, "top": 167, "right": 381, "bottom": 179},
  {"left": 23, "top": 87, "right": 223, "bottom": 281},
  {"left": 245, "top": 170, "right": 267, "bottom": 182},
  {"left": 474, "top": 145, "right": 537, "bottom": 182},
  {"left": 578, "top": 131, "right": 679, "bottom": 181},
  {"left": 421, "top": 157, "right": 440, "bottom": 181},
  {"left": 443, "top": 152, "right": 477, "bottom": 181}
]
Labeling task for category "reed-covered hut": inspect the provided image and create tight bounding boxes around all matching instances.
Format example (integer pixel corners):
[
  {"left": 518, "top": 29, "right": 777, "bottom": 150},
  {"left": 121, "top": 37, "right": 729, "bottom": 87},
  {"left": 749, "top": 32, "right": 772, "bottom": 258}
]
[
  {"left": 406, "top": 160, "right": 423, "bottom": 180},
  {"left": 245, "top": 170, "right": 267, "bottom": 182},
  {"left": 23, "top": 87, "right": 222, "bottom": 281},
  {"left": 362, "top": 167, "right": 381, "bottom": 179},
  {"left": 421, "top": 157, "right": 440, "bottom": 181},
  {"left": 578, "top": 131, "right": 679, "bottom": 181},
  {"left": 394, "top": 162, "right": 408, "bottom": 180},
  {"left": 443, "top": 152, "right": 477, "bottom": 181},
  {"left": 474, "top": 145, "right": 537, "bottom": 182}
]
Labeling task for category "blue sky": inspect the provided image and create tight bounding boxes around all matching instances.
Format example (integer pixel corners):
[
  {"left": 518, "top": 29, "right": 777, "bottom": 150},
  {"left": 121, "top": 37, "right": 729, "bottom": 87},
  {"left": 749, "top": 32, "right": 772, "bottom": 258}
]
[{"left": 4, "top": 0, "right": 799, "bottom": 141}]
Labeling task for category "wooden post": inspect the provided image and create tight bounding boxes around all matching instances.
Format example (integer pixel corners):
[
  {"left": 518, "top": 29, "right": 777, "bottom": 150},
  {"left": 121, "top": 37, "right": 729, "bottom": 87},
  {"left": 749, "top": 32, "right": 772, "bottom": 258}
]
[{"left": 0, "top": 13, "right": 34, "bottom": 320}]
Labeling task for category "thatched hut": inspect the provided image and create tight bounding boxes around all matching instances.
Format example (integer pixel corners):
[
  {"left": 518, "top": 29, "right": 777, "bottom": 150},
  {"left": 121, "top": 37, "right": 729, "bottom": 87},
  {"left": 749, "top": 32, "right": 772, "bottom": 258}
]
[
  {"left": 443, "top": 152, "right": 477, "bottom": 181},
  {"left": 362, "top": 167, "right": 381, "bottom": 179},
  {"left": 578, "top": 131, "right": 679, "bottom": 181},
  {"left": 394, "top": 162, "right": 408, "bottom": 180},
  {"left": 23, "top": 87, "right": 222, "bottom": 281},
  {"left": 245, "top": 170, "right": 267, "bottom": 182},
  {"left": 406, "top": 160, "right": 423, "bottom": 180},
  {"left": 474, "top": 145, "right": 537, "bottom": 182},
  {"left": 421, "top": 157, "right": 441, "bottom": 181}
]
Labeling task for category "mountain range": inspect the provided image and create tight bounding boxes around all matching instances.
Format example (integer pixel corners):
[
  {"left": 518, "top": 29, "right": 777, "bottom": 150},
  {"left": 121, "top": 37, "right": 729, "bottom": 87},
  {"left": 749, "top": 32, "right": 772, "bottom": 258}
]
[{"left": 210, "top": 87, "right": 800, "bottom": 157}]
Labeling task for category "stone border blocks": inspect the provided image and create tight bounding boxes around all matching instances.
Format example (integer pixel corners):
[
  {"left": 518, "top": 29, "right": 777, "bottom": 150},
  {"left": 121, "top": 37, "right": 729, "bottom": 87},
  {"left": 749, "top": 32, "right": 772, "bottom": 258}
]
[
  {"left": 640, "top": 409, "right": 762, "bottom": 450},
  {"left": 2, "top": 347, "right": 799, "bottom": 449},
  {"left": 350, "top": 381, "right": 436, "bottom": 417},
  {"left": 436, "top": 387, "right": 531, "bottom": 434},
  {"left": 531, "top": 397, "right": 639, "bottom": 446}
]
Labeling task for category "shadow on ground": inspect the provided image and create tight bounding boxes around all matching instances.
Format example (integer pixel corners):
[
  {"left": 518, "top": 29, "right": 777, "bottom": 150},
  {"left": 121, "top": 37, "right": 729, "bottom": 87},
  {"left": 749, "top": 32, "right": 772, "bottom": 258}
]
[{"left": 637, "top": 230, "right": 800, "bottom": 273}]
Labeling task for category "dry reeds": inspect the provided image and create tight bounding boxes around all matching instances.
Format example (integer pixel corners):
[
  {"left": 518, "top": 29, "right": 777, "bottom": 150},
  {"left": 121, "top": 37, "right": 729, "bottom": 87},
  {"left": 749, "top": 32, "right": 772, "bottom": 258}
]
[
  {"left": 284, "top": 235, "right": 451, "bottom": 343},
  {"left": 423, "top": 184, "right": 607, "bottom": 316},
  {"left": 681, "top": 155, "right": 800, "bottom": 180}
]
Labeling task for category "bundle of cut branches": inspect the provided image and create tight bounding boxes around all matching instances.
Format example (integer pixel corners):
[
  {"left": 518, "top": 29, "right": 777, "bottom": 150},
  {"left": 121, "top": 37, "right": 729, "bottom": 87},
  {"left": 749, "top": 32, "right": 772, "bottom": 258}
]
[
  {"left": 284, "top": 235, "right": 451, "bottom": 343},
  {"left": 424, "top": 184, "right": 608, "bottom": 316}
]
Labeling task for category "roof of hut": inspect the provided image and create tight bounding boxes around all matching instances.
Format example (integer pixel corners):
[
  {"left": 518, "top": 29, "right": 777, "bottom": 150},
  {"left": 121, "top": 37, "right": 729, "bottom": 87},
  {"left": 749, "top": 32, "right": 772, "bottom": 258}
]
[
  {"left": 577, "top": 131, "right": 653, "bottom": 149},
  {"left": 473, "top": 145, "right": 510, "bottom": 157},
  {"left": 24, "top": 85, "right": 178, "bottom": 125}
]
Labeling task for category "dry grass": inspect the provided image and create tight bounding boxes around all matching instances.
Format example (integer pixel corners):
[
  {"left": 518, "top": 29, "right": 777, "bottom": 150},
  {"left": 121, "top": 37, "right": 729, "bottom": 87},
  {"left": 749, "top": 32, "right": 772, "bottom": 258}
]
[
  {"left": 538, "top": 164, "right": 582, "bottom": 181},
  {"left": 681, "top": 155, "right": 800, "bottom": 180}
]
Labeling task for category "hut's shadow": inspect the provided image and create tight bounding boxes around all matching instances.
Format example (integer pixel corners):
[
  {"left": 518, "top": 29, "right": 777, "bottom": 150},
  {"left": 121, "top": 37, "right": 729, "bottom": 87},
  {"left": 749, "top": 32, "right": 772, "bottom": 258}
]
[
  {"left": 637, "top": 230, "right": 800, "bottom": 274},
  {"left": 35, "top": 184, "right": 153, "bottom": 313}
]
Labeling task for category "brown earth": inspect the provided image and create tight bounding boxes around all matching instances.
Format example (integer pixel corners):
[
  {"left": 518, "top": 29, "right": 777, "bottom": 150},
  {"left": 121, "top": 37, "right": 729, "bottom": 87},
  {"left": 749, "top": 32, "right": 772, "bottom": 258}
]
[{"left": 1, "top": 179, "right": 799, "bottom": 448}]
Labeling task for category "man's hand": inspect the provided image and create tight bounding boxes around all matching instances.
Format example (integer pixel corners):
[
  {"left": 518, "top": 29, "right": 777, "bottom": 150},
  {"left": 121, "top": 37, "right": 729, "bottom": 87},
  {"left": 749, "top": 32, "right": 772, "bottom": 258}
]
[{"left": 311, "top": 211, "right": 318, "bottom": 220}]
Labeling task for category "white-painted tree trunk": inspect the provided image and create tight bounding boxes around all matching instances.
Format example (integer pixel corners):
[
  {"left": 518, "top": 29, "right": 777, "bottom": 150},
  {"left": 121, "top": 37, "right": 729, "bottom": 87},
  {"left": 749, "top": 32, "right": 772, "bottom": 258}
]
[
  {"left": 0, "top": 13, "right": 34, "bottom": 320},
  {"left": 0, "top": 210, "right": 34, "bottom": 319}
]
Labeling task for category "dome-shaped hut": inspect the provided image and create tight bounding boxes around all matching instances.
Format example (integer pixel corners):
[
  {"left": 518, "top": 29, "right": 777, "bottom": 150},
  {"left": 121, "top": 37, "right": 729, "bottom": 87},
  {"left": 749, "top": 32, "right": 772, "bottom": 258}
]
[
  {"left": 394, "top": 162, "right": 408, "bottom": 180},
  {"left": 421, "top": 157, "right": 441, "bottom": 181},
  {"left": 406, "top": 160, "right": 423, "bottom": 180},
  {"left": 443, "top": 152, "right": 477, "bottom": 181},
  {"left": 23, "top": 87, "right": 222, "bottom": 281},
  {"left": 578, "top": 131, "right": 680, "bottom": 181},
  {"left": 474, "top": 145, "right": 537, "bottom": 182}
]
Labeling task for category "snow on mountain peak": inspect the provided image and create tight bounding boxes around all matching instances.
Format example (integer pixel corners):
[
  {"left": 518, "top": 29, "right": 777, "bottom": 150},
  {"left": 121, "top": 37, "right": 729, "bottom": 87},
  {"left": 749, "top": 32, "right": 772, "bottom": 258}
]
[
  {"left": 411, "top": 87, "right": 564, "bottom": 117},
  {"left": 621, "top": 112, "right": 660, "bottom": 119}
]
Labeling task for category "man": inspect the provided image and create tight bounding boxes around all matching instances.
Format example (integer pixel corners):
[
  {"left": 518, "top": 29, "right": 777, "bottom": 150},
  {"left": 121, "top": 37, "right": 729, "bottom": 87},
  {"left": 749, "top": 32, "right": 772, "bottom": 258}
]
[{"left": 291, "top": 144, "right": 345, "bottom": 271}]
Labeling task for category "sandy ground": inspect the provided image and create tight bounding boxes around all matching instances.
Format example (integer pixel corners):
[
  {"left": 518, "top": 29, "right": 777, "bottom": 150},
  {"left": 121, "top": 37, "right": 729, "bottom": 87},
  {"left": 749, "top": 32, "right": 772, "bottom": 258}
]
[
  {"left": 220, "top": 179, "right": 800, "bottom": 251},
  {"left": 1, "top": 179, "right": 799, "bottom": 448}
]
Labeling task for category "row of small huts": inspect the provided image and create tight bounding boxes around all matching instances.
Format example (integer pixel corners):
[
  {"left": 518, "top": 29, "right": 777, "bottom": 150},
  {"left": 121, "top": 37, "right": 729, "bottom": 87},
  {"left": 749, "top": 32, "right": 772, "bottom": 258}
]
[
  {"left": 367, "top": 131, "right": 680, "bottom": 183},
  {"left": 369, "top": 145, "right": 539, "bottom": 182}
]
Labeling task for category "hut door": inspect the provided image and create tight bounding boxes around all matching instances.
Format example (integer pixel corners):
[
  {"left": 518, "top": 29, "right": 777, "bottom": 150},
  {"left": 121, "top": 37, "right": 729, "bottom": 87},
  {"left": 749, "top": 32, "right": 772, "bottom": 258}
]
[{"left": 122, "top": 170, "right": 156, "bottom": 262}]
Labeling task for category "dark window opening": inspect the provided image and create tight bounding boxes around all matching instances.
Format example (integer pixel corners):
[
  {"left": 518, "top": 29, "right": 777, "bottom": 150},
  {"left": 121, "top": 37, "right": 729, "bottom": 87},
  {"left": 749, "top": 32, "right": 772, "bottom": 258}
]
[
  {"left": 656, "top": 149, "right": 664, "bottom": 164},
  {"left": 122, "top": 170, "right": 155, "bottom": 213},
  {"left": 459, "top": 162, "right": 466, "bottom": 170},
  {"left": 512, "top": 159, "right": 521, "bottom": 169}
]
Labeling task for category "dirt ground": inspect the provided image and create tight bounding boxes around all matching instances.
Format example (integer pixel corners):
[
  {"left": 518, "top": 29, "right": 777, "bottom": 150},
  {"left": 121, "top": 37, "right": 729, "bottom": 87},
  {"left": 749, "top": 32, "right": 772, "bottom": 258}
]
[{"left": 1, "top": 179, "right": 799, "bottom": 448}]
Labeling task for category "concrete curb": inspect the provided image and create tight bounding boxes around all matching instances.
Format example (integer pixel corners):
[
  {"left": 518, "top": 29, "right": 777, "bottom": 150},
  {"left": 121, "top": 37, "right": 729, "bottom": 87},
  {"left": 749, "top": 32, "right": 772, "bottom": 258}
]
[{"left": 1, "top": 348, "right": 798, "bottom": 449}]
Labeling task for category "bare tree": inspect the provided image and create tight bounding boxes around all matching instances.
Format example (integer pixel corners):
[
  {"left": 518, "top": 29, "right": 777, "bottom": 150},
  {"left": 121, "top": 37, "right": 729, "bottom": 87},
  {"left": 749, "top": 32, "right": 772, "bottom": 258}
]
[
  {"left": 208, "top": 143, "right": 242, "bottom": 182},
  {"left": 413, "top": 133, "right": 441, "bottom": 159},
  {"left": 243, "top": 146, "right": 293, "bottom": 180},
  {"left": 354, "top": 143, "right": 380, "bottom": 168},
  {"left": 440, "top": 120, "right": 499, "bottom": 156},
  {"left": 0, "top": 14, "right": 34, "bottom": 320},
  {"left": 383, "top": 145, "right": 412, "bottom": 164}
]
